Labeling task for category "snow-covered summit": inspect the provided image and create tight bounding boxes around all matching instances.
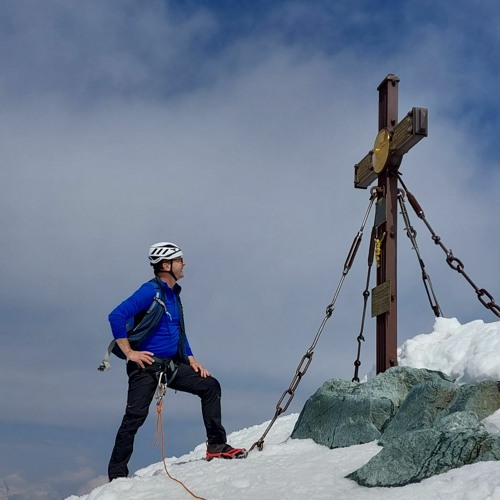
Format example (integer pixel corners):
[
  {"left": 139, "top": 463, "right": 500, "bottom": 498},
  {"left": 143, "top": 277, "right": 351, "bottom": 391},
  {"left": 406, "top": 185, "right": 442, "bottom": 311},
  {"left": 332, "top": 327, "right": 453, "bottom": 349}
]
[{"left": 69, "top": 318, "right": 500, "bottom": 500}]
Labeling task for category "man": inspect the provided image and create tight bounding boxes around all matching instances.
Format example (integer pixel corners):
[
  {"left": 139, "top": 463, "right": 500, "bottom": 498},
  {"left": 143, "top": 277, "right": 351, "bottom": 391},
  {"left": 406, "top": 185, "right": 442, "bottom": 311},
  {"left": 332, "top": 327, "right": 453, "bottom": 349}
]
[{"left": 108, "top": 241, "right": 246, "bottom": 480}]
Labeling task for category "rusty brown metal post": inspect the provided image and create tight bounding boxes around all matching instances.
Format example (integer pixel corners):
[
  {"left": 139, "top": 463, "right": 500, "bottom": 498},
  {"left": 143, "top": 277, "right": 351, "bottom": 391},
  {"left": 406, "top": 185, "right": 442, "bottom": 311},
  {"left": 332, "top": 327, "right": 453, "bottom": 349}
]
[
  {"left": 376, "top": 75, "right": 400, "bottom": 373},
  {"left": 353, "top": 75, "right": 428, "bottom": 374}
]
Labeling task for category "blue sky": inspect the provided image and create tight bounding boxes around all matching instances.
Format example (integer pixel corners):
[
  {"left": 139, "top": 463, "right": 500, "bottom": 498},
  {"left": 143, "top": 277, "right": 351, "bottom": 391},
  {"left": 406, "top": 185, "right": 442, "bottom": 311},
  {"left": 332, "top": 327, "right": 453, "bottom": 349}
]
[{"left": 1, "top": 1, "right": 500, "bottom": 498}]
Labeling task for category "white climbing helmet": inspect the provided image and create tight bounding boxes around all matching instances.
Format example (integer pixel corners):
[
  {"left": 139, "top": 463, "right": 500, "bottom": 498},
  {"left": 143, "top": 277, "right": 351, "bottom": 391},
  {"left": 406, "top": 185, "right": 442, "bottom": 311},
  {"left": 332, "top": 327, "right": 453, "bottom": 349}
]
[{"left": 148, "top": 242, "right": 183, "bottom": 265}]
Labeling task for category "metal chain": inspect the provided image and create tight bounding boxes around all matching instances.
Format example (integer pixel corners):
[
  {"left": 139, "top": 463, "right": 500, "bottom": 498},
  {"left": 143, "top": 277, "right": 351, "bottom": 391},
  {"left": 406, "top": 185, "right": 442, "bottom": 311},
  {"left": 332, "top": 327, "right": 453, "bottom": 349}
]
[
  {"left": 248, "top": 189, "right": 378, "bottom": 453},
  {"left": 352, "top": 225, "right": 376, "bottom": 382},
  {"left": 397, "top": 174, "right": 500, "bottom": 317},
  {"left": 397, "top": 189, "right": 443, "bottom": 317}
]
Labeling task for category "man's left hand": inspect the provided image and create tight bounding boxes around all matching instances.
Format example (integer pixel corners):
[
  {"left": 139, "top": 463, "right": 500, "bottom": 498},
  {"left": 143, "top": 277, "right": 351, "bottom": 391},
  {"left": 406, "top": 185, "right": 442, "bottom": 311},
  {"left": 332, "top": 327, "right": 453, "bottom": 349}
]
[{"left": 189, "top": 357, "right": 211, "bottom": 378}]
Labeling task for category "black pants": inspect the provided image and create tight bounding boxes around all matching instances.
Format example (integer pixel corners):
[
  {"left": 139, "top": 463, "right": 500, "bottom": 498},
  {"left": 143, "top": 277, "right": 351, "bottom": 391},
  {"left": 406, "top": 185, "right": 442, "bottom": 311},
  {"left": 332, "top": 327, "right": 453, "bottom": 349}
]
[{"left": 108, "top": 361, "right": 227, "bottom": 479}]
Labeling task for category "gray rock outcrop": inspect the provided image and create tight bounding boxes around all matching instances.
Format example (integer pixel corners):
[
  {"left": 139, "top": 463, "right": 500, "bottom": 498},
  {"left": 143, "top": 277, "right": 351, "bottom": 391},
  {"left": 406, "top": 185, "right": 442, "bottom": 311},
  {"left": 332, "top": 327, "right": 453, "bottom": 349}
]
[
  {"left": 291, "top": 366, "right": 500, "bottom": 487},
  {"left": 291, "top": 366, "right": 454, "bottom": 448}
]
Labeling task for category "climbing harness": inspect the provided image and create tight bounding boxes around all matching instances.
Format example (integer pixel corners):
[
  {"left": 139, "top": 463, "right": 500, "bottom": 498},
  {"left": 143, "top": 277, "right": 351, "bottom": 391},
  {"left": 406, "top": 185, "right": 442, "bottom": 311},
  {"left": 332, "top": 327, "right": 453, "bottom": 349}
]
[
  {"left": 397, "top": 174, "right": 500, "bottom": 318},
  {"left": 154, "top": 371, "right": 207, "bottom": 500},
  {"left": 248, "top": 189, "right": 378, "bottom": 453}
]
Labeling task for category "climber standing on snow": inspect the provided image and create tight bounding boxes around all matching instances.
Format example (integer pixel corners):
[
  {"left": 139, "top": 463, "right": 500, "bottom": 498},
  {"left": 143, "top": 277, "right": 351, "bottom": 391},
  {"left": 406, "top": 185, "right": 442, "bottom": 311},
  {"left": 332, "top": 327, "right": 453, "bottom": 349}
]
[{"left": 107, "top": 241, "right": 246, "bottom": 481}]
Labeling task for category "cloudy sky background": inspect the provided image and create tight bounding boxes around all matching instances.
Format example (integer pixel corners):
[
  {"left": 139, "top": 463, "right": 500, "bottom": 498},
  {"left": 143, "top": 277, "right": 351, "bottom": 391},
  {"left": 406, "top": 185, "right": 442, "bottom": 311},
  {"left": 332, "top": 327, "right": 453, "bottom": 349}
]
[{"left": 1, "top": 1, "right": 500, "bottom": 498}]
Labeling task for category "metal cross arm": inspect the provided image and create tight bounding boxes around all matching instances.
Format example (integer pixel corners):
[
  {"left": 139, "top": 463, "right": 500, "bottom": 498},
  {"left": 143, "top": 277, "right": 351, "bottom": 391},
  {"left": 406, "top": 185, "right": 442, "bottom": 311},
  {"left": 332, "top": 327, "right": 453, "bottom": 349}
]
[{"left": 354, "top": 106, "right": 428, "bottom": 189}]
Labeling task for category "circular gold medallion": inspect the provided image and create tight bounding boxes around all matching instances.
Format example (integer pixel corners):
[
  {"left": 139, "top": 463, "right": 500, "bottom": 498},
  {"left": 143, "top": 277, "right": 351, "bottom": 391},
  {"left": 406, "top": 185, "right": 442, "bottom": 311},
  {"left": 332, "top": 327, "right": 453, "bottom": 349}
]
[{"left": 372, "top": 128, "right": 390, "bottom": 174}]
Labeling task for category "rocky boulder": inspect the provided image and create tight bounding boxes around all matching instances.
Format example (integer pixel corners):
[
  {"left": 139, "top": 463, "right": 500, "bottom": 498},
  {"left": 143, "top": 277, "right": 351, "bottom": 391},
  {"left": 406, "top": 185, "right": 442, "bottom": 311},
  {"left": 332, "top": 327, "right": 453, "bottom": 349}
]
[
  {"left": 380, "top": 379, "right": 500, "bottom": 445},
  {"left": 291, "top": 366, "right": 453, "bottom": 448},
  {"left": 291, "top": 366, "right": 500, "bottom": 487},
  {"left": 347, "top": 411, "right": 500, "bottom": 487}
]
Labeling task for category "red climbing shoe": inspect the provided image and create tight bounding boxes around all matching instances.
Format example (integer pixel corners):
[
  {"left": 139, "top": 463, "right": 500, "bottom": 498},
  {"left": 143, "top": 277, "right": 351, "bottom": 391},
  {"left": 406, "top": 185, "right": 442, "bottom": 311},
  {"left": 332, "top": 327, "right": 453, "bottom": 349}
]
[{"left": 206, "top": 443, "right": 248, "bottom": 461}]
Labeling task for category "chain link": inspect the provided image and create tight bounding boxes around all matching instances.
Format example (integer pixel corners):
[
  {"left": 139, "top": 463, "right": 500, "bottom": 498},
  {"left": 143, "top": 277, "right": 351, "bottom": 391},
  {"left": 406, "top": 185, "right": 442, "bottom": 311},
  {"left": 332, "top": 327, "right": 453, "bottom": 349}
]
[
  {"left": 397, "top": 174, "right": 500, "bottom": 317},
  {"left": 351, "top": 224, "right": 377, "bottom": 382},
  {"left": 248, "top": 190, "right": 377, "bottom": 453},
  {"left": 398, "top": 189, "right": 443, "bottom": 317}
]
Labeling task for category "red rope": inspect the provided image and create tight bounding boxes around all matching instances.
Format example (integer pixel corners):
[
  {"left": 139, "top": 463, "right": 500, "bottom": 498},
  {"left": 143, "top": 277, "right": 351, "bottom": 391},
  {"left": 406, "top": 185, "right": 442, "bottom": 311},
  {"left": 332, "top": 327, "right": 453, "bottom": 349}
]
[{"left": 154, "top": 397, "right": 208, "bottom": 500}]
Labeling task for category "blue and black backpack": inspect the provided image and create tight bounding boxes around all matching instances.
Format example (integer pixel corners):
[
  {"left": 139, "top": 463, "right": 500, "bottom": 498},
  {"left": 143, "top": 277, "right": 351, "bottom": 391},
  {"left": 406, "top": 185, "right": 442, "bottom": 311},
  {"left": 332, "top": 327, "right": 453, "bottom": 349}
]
[{"left": 98, "top": 278, "right": 167, "bottom": 371}]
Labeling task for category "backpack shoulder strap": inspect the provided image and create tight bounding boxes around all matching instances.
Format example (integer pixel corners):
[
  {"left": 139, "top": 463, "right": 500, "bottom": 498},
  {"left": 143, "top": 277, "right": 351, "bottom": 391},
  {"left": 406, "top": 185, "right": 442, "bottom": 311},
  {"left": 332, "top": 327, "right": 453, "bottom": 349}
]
[{"left": 147, "top": 277, "right": 169, "bottom": 319}]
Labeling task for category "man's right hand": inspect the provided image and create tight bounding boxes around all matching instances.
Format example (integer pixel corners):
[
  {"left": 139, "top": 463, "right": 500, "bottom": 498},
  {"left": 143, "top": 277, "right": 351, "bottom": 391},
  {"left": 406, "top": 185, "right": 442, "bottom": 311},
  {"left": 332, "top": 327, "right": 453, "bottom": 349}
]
[
  {"left": 115, "top": 338, "right": 154, "bottom": 369},
  {"left": 126, "top": 349, "right": 155, "bottom": 369}
]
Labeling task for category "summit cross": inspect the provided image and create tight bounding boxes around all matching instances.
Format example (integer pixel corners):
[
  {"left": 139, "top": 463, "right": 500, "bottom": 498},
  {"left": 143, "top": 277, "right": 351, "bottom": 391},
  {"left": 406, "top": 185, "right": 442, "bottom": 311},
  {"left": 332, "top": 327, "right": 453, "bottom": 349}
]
[{"left": 354, "top": 74, "right": 428, "bottom": 374}]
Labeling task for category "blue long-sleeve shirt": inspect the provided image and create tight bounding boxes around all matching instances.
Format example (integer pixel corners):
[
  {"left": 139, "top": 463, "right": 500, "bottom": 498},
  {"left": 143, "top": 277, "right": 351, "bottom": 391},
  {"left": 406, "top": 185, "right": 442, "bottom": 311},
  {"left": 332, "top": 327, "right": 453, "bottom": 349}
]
[{"left": 108, "top": 280, "right": 193, "bottom": 359}]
